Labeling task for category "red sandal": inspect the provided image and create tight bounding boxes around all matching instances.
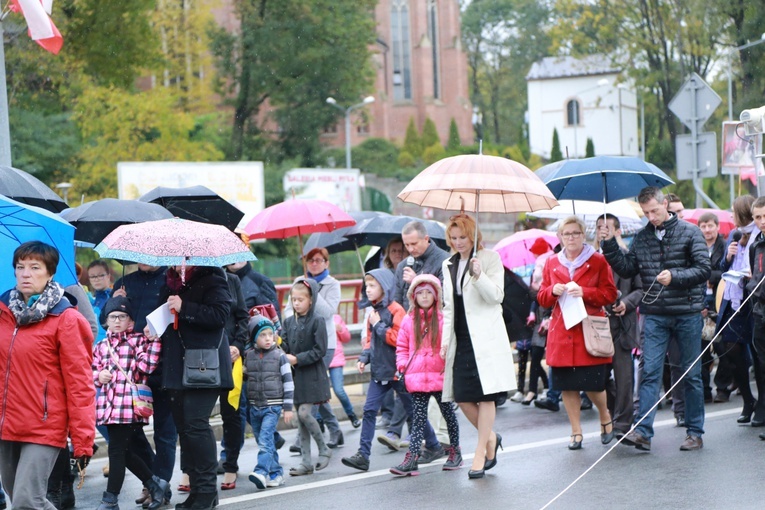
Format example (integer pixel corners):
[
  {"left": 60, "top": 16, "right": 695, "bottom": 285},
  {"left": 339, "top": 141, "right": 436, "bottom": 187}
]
[
  {"left": 221, "top": 481, "right": 236, "bottom": 490},
  {"left": 177, "top": 484, "right": 190, "bottom": 493}
]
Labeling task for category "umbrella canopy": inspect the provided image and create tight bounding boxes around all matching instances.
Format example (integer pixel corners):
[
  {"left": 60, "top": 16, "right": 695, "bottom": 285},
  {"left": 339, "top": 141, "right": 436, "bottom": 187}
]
[
  {"left": 60, "top": 198, "right": 174, "bottom": 245},
  {"left": 0, "top": 165, "right": 68, "bottom": 213},
  {"left": 94, "top": 218, "right": 256, "bottom": 267},
  {"left": 492, "top": 229, "right": 559, "bottom": 282},
  {"left": 535, "top": 156, "right": 674, "bottom": 202},
  {"left": 344, "top": 214, "right": 449, "bottom": 251},
  {"left": 530, "top": 199, "right": 645, "bottom": 234},
  {"left": 138, "top": 185, "right": 245, "bottom": 231},
  {"left": 682, "top": 208, "right": 736, "bottom": 236},
  {"left": 303, "top": 211, "right": 389, "bottom": 255},
  {"left": 243, "top": 198, "right": 356, "bottom": 239},
  {"left": 397, "top": 154, "right": 559, "bottom": 213},
  {"left": 0, "top": 195, "right": 77, "bottom": 292}
]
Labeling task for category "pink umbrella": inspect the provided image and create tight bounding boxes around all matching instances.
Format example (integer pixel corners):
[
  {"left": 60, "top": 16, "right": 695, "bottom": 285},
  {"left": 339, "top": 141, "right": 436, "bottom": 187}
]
[
  {"left": 681, "top": 208, "right": 735, "bottom": 236},
  {"left": 492, "top": 229, "right": 559, "bottom": 282},
  {"left": 242, "top": 198, "right": 356, "bottom": 274},
  {"left": 94, "top": 218, "right": 256, "bottom": 267}
]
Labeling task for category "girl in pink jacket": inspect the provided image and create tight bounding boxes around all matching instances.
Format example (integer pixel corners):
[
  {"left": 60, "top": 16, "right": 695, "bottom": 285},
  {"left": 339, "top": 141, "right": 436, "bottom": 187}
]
[{"left": 390, "top": 274, "right": 461, "bottom": 476}]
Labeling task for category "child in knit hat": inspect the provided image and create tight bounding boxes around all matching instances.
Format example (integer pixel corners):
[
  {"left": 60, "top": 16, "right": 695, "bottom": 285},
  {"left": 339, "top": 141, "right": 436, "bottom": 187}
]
[{"left": 245, "top": 315, "right": 294, "bottom": 490}]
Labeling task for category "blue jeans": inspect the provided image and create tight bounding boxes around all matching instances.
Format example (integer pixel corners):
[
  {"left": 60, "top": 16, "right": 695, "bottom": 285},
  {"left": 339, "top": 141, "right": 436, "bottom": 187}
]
[
  {"left": 329, "top": 366, "right": 355, "bottom": 418},
  {"left": 359, "top": 379, "right": 438, "bottom": 458},
  {"left": 248, "top": 406, "right": 283, "bottom": 478},
  {"left": 637, "top": 313, "right": 705, "bottom": 439}
]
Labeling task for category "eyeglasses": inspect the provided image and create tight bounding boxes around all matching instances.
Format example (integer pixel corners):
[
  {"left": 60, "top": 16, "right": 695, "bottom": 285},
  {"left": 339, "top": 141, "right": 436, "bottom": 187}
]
[
  {"left": 561, "top": 232, "right": 583, "bottom": 239},
  {"left": 307, "top": 258, "right": 327, "bottom": 264},
  {"left": 107, "top": 314, "right": 130, "bottom": 323},
  {"left": 89, "top": 274, "right": 108, "bottom": 280}
]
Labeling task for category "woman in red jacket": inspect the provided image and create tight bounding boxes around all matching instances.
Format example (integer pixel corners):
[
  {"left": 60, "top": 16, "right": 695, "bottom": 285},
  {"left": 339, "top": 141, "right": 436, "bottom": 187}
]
[
  {"left": 538, "top": 217, "right": 618, "bottom": 450},
  {"left": 0, "top": 241, "right": 95, "bottom": 509}
]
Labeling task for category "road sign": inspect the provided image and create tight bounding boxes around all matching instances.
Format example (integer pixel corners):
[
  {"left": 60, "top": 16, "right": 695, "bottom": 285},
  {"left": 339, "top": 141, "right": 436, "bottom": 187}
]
[
  {"left": 668, "top": 73, "right": 721, "bottom": 133},
  {"left": 676, "top": 132, "right": 718, "bottom": 180}
]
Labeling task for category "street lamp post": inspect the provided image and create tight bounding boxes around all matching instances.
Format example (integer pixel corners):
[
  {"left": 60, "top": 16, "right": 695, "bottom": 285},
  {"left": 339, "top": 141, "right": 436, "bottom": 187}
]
[
  {"left": 55, "top": 182, "right": 72, "bottom": 203},
  {"left": 727, "top": 34, "right": 765, "bottom": 200},
  {"left": 326, "top": 96, "right": 375, "bottom": 169}
]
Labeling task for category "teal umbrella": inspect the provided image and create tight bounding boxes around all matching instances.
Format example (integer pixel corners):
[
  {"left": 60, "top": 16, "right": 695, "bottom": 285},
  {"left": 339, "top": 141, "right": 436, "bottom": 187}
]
[{"left": 0, "top": 195, "right": 77, "bottom": 292}]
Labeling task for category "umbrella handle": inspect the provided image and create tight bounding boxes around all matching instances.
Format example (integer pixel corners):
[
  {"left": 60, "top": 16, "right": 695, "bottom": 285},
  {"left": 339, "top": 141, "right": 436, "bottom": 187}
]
[{"left": 172, "top": 309, "right": 178, "bottom": 330}]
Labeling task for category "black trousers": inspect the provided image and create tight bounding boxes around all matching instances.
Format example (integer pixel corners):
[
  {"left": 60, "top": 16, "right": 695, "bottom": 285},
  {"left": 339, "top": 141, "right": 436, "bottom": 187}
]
[
  {"left": 528, "top": 345, "right": 548, "bottom": 395},
  {"left": 219, "top": 389, "right": 243, "bottom": 473},
  {"left": 169, "top": 389, "right": 219, "bottom": 495},
  {"left": 106, "top": 423, "right": 153, "bottom": 495}
]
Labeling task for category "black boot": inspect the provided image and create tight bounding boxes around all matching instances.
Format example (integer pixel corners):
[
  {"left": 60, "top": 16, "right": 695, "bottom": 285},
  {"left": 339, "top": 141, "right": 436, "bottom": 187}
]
[
  {"left": 174, "top": 493, "right": 197, "bottom": 510},
  {"left": 60, "top": 478, "right": 75, "bottom": 509},
  {"left": 96, "top": 491, "right": 120, "bottom": 510},
  {"left": 46, "top": 486, "right": 62, "bottom": 510},
  {"left": 145, "top": 476, "right": 170, "bottom": 510},
  {"left": 189, "top": 491, "right": 218, "bottom": 510},
  {"left": 348, "top": 413, "right": 361, "bottom": 428},
  {"left": 327, "top": 430, "right": 344, "bottom": 448}
]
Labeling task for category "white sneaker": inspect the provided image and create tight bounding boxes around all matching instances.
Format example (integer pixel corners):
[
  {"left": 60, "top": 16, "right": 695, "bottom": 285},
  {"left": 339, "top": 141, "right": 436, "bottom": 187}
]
[
  {"left": 249, "top": 471, "right": 267, "bottom": 490},
  {"left": 510, "top": 391, "right": 524, "bottom": 403},
  {"left": 266, "top": 474, "right": 285, "bottom": 488}
]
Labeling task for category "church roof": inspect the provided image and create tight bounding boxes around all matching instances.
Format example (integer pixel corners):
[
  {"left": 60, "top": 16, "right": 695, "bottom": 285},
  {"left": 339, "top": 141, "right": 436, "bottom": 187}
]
[{"left": 526, "top": 55, "right": 620, "bottom": 81}]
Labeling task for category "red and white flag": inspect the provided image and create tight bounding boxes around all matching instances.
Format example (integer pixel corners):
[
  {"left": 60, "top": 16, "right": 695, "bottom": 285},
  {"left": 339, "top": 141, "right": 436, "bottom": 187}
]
[{"left": 9, "top": 0, "right": 63, "bottom": 54}]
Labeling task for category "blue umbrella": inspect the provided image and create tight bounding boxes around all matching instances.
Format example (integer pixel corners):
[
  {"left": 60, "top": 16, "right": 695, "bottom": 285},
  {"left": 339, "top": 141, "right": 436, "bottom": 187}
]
[
  {"left": 535, "top": 156, "right": 674, "bottom": 202},
  {"left": 0, "top": 195, "right": 77, "bottom": 292}
]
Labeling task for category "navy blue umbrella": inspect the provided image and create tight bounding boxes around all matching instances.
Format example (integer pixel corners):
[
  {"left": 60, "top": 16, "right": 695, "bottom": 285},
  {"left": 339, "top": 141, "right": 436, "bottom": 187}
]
[
  {"left": 61, "top": 198, "right": 174, "bottom": 245},
  {"left": 344, "top": 215, "right": 448, "bottom": 251},
  {"left": 302, "top": 211, "right": 389, "bottom": 255},
  {"left": 535, "top": 156, "right": 674, "bottom": 202}
]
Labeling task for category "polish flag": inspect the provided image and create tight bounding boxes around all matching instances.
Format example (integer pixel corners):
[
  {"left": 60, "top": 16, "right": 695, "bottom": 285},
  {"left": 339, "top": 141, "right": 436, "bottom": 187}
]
[{"left": 9, "top": 0, "right": 63, "bottom": 54}]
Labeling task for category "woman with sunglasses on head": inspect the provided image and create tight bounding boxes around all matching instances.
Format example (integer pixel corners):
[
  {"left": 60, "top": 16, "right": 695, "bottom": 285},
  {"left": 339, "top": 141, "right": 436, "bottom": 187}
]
[
  {"left": 439, "top": 214, "right": 515, "bottom": 479},
  {"left": 538, "top": 216, "right": 618, "bottom": 451}
]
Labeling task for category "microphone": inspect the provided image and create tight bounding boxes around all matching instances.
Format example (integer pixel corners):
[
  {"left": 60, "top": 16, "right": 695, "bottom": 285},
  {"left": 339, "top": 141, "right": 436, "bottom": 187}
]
[
  {"left": 732, "top": 231, "right": 743, "bottom": 243},
  {"left": 405, "top": 256, "right": 415, "bottom": 268}
]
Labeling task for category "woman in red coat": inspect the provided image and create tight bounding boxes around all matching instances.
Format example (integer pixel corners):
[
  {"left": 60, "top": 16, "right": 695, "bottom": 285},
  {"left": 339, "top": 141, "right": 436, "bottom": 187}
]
[{"left": 538, "top": 216, "right": 618, "bottom": 450}]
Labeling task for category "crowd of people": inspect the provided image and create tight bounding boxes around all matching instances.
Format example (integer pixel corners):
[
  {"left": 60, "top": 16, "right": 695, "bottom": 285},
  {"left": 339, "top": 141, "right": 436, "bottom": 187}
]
[{"left": 1, "top": 185, "right": 764, "bottom": 508}]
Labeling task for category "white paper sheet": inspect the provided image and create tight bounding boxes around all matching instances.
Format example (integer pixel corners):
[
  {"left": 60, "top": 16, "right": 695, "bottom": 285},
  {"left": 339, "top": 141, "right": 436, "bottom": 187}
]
[
  {"left": 722, "top": 270, "right": 749, "bottom": 286},
  {"left": 146, "top": 303, "right": 174, "bottom": 337},
  {"left": 559, "top": 290, "right": 587, "bottom": 330}
]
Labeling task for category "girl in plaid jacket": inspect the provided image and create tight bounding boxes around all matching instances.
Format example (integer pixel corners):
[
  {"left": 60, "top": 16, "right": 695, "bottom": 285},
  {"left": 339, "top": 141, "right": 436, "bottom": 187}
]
[{"left": 92, "top": 296, "right": 166, "bottom": 510}]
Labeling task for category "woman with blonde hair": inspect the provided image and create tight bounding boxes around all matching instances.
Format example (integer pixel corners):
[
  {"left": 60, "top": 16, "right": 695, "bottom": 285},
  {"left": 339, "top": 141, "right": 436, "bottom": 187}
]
[
  {"left": 538, "top": 216, "right": 618, "bottom": 450},
  {"left": 439, "top": 214, "right": 515, "bottom": 479}
]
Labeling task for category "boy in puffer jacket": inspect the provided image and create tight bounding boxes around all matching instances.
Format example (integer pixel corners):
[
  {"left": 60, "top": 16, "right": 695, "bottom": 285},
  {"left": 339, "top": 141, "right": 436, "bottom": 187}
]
[{"left": 341, "top": 269, "right": 441, "bottom": 471}]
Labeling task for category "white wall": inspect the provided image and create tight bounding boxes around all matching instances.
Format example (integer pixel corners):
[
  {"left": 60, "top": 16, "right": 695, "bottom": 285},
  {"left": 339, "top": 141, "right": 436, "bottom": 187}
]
[{"left": 528, "top": 73, "right": 639, "bottom": 159}]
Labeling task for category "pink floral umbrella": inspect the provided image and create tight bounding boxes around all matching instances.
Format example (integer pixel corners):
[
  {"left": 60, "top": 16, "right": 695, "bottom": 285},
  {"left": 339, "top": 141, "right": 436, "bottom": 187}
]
[
  {"left": 242, "top": 198, "right": 356, "bottom": 274},
  {"left": 493, "top": 229, "right": 559, "bottom": 282},
  {"left": 94, "top": 218, "right": 256, "bottom": 267}
]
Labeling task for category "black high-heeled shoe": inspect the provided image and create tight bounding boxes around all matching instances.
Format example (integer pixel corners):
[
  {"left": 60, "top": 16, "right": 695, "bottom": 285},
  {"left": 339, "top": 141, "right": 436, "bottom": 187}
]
[
  {"left": 568, "top": 434, "right": 583, "bottom": 450},
  {"left": 521, "top": 392, "right": 536, "bottom": 405},
  {"left": 601, "top": 421, "right": 615, "bottom": 444},
  {"left": 483, "top": 432, "right": 503, "bottom": 470},
  {"left": 738, "top": 401, "right": 755, "bottom": 424},
  {"left": 468, "top": 469, "right": 485, "bottom": 479}
]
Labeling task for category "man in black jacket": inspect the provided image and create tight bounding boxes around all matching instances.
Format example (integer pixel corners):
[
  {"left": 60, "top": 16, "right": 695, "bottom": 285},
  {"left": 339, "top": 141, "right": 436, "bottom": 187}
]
[
  {"left": 747, "top": 198, "right": 765, "bottom": 429},
  {"left": 602, "top": 187, "right": 711, "bottom": 452}
]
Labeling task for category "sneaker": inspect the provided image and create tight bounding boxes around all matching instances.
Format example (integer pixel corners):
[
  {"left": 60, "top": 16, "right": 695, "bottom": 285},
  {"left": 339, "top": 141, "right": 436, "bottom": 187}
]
[
  {"left": 509, "top": 391, "right": 524, "bottom": 403},
  {"left": 375, "top": 416, "right": 391, "bottom": 429},
  {"left": 389, "top": 452, "right": 419, "bottom": 476},
  {"left": 399, "top": 434, "right": 411, "bottom": 448},
  {"left": 249, "top": 471, "right": 267, "bottom": 490},
  {"left": 266, "top": 475, "right": 285, "bottom": 488},
  {"left": 713, "top": 390, "right": 730, "bottom": 403},
  {"left": 675, "top": 413, "right": 685, "bottom": 428},
  {"left": 418, "top": 444, "right": 446, "bottom": 464},
  {"left": 621, "top": 431, "right": 651, "bottom": 451},
  {"left": 377, "top": 432, "right": 401, "bottom": 451},
  {"left": 442, "top": 446, "right": 463, "bottom": 471},
  {"left": 679, "top": 435, "right": 703, "bottom": 451},
  {"left": 342, "top": 451, "right": 370, "bottom": 471}
]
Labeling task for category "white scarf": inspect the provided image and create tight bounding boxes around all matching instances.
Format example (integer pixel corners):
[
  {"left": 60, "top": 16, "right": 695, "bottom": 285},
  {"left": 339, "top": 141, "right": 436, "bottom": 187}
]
[{"left": 558, "top": 244, "right": 596, "bottom": 279}]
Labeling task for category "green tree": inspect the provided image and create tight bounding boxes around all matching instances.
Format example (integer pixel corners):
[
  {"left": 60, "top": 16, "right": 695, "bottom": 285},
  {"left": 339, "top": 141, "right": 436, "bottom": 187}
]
[
  {"left": 422, "top": 142, "right": 446, "bottom": 165},
  {"left": 421, "top": 118, "right": 441, "bottom": 149},
  {"left": 209, "top": 0, "right": 376, "bottom": 162},
  {"left": 585, "top": 137, "right": 595, "bottom": 157},
  {"left": 350, "top": 138, "right": 400, "bottom": 177},
  {"left": 403, "top": 118, "right": 422, "bottom": 158},
  {"left": 550, "top": 128, "right": 563, "bottom": 162},
  {"left": 71, "top": 86, "right": 224, "bottom": 199},
  {"left": 447, "top": 119, "right": 461, "bottom": 151}
]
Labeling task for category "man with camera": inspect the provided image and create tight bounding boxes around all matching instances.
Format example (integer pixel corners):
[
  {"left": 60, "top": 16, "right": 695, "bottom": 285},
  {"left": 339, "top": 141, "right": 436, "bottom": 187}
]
[
  {"left": 602, "top": 187, "right": 710, "bottom": 452},
  {"left": 597, "top": 214, "right": 643, "bottom": 439}
]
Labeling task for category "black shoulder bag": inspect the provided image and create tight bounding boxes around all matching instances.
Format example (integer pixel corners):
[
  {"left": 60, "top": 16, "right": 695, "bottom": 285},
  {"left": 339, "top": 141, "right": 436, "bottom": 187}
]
[{"left": 182, "top": 331, "right": 224, "bottom": 388}]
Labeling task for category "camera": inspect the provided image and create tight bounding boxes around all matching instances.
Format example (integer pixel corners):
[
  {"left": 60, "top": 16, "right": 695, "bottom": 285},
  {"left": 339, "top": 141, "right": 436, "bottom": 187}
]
[{"left": 740, "top": 106, "right": 765, "bottom": 136}]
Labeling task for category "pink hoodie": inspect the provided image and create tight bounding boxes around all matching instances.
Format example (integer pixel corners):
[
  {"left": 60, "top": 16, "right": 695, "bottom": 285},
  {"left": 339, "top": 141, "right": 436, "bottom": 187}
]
[{"left": 329, "top": 314, "right": 351, "bottom": 369}]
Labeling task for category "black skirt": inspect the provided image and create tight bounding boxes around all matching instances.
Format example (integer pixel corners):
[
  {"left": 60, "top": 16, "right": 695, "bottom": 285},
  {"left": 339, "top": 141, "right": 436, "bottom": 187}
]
[
  {"left": 452, "top": 294, "right": 504, "bottom": 403},
  {"left": 550, "top": 365, "right": 609, "bottom": 392}
]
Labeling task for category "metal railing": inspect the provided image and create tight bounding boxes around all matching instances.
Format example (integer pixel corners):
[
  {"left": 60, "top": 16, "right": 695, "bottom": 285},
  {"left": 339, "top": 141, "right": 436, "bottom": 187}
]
[{"left": 275, "top": 278, "right": 364, "bottom": 325}]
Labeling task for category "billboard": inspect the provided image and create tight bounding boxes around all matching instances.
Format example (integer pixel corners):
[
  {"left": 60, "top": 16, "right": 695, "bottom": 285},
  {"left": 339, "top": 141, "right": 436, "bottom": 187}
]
[
  {"left": 283, "top": 168, "right": 361, "bottom": 212},
  {"left": 721, "top": 121, "right": 763, "bottom": 184},
  {"left": 117, "top": 162, "right": 265, "bottom": 228}
]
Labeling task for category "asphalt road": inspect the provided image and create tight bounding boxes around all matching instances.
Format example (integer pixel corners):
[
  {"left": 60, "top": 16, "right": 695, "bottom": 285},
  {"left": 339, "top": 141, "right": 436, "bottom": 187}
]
[{"left": 74, "top": 394, "right": 765, "bottom": 510}]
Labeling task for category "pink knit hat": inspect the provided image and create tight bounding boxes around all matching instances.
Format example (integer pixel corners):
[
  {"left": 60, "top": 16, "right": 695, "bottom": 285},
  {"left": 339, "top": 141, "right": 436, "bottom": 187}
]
[{"left": 406, "top": 273, "right": 442, "bottom": 311}]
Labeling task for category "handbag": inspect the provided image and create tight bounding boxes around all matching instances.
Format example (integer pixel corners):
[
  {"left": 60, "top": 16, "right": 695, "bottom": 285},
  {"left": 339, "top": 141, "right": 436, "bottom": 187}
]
[
  {"left": 105, "top": 341, "right": 154, "bottom": 419},
  {"left": 181, "top": 332, "right": 224, "bottom": 389},
  {"left": 581, "top": 315, "right": 614, "bottom": 357}
]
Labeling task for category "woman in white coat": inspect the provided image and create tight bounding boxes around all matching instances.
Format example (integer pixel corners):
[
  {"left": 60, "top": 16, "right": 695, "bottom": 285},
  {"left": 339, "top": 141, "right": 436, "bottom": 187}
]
[{"left": 439, "top": 214, "right": 516, "bottom": 479}]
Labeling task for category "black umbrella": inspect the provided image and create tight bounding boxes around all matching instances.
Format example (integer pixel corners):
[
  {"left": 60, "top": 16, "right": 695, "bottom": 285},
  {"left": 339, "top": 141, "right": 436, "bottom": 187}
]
[
  {"left": 60, "top": 198, "right": 174, "bottom": 245},
  {"left": 344, "top": 215, "right": 449, "bottom": 251},
  {"left": 0, "top": 165, "right": 68, "bottom": 213},
  {"left": 302, "top": 211, "right": 390, "bottom": 255},
  {"left": 138, "top": 185, "right": 244, "bottom": 231}
]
